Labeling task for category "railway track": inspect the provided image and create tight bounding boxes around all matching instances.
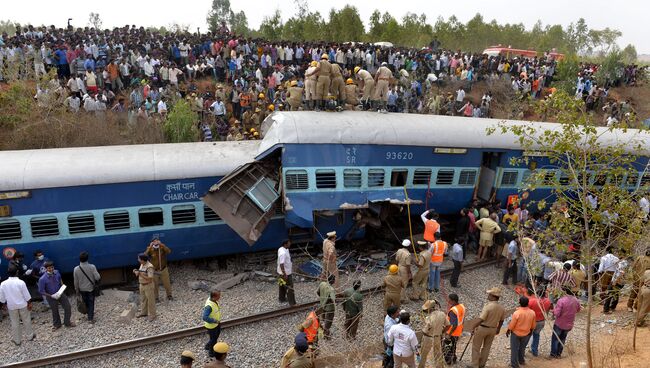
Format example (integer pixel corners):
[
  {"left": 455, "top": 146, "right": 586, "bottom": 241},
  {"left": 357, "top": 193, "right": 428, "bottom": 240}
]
[{"left": 5, "top": 258, "right": 498, "bottom": 368}]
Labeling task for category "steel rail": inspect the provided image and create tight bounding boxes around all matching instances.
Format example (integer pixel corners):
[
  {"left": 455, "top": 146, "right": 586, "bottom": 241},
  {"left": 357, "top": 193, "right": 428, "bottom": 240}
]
[{"left": 5, "top": 258, "right": 497, "bottom": 368}]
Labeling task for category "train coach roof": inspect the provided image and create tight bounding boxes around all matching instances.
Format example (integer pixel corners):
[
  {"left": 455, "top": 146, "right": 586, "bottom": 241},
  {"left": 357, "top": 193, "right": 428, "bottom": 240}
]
[
  {"left": 259, "top": 111, "right": 649, "bottom": 156},
  {"left": 0, "top": 141, "right": 260, "bottom": 191}
]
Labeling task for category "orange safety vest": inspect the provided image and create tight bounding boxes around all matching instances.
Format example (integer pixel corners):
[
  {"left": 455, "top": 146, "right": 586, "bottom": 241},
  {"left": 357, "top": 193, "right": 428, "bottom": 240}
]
[
  {"left": 423, "top": 220, "right": 440, "bottom": 242},
  {"left": 430, "top": 240, "right": 447, "bottom": 263},
  {"left": 240, "top": 93, "right": 251, "bottom": 107},
  {"left": 446, "top": 304, "right": 465, "bottom": 337},
  {"left": 304, "top": 311, "right": 319, "bottom": 343}
]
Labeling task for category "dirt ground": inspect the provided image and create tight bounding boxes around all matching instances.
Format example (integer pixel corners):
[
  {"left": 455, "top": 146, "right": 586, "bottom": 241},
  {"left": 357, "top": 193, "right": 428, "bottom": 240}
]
[{"left": 318, "top": 297, "right": 650, "bottom": 368}]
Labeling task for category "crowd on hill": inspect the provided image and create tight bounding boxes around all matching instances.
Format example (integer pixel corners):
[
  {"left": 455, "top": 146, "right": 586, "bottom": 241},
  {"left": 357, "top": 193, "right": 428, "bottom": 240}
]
[{"left": 0, "top": 24, "right": 644, "bottom": 141}]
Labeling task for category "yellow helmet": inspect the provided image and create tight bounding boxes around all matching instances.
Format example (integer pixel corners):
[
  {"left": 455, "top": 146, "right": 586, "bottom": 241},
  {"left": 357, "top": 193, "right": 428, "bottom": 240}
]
[
  {"left": 258, "top": 93, "right": 265, "bottom": 99},
  {"left": 268, "top": 104, "right": 275, "bottom": 111},
  {"left": 321, "top": 53, "right": 328, "bottom": 60},
  {"left": 354, "top": 66, "right": 360, "bottom": 74},
  {"left": 253, "top": 131, "right": 260, "bottom": 137},
  {"left": 346, "top": 78, "right": 354, "bottom": 85},
  {"left": 389, "top": 264, "right": 398, "bottom": 274},
  {"left": 249, "top": 128, "right": 256, "bottom": 133},
  {"left": 290, "top": 80, "right": 298, "bottom": 87},
  {"left": 310, "top": 61, "right": 318, "bottom": 67}
]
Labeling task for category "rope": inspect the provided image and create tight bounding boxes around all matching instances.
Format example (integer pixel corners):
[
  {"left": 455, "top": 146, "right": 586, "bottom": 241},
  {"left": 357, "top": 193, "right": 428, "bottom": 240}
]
[{"left": 403, "top": 186, "right": 419, "bottom": 258}]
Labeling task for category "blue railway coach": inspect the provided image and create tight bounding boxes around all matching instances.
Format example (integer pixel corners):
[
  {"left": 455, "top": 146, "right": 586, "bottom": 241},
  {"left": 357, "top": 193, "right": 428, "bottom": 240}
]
[{"left": 2, "top": 112, "right": 649, "bottom": 277}]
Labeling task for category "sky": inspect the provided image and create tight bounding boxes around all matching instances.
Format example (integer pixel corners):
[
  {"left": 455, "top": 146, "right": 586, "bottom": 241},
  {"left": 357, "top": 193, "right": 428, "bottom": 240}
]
[{"left": 3, "top": 0, "right": 648, "bottom": 53}]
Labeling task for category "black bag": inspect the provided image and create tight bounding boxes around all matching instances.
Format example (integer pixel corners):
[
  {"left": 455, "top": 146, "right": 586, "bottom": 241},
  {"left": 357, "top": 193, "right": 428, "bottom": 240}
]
[
  {"left": 442, "top": 336, "right": 455, "bottom": 365},
  {"left": 76, "top": 296, "right": 87, "bottom": 314},
  {"left": 79, "top": 265, "right": 102, "bottom": 297}
]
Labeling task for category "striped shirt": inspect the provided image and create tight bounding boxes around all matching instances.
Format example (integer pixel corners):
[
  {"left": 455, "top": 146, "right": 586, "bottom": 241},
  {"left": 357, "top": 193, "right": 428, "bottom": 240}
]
[{"left": 548, "top": 269, "right": 576, "bottom": 290}]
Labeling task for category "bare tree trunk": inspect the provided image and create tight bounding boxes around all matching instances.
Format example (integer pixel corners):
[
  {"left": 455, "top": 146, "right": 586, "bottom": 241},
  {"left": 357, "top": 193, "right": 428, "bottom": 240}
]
[{"left": 585, "top": 240, "right": 594, "bottom": 368}]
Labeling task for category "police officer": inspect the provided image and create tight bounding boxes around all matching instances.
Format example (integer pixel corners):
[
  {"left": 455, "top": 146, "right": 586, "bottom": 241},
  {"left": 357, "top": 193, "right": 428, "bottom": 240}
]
[
  {"left": 304, "top": 61, "right": 318, "bottom": 110},
  {"left": 396, "top": 240, "right": 412, "bottom": 301},
  {"left": 354, "top": 66, "right": 374, "bottom": 110},
  {"left": 411, "top": 241, "right": 431, "bottom": 300},
  {"left": 314, "top": 54, "right": 332, "bottom": 110},
  {"left": 329, "top": 62, "right": 345, "bottom": 106},
  {"left": 145, "top": 237, "right": 173, "bottom": 301},
  {"left": 322, "top": 231, "right": 338, "bottom": 288},
  {"left": 134, "top": 254, "right": 156, "bottom": 321},
  {"left": 471, "top": 287, "right": 506, "bottom": 368},
  {"left": 374, "top": 62, "right": 392, "bottom": 112},
  {"left": 383, "top": 265, "right": 405, "bottom": 310},
  {"left": 286, "top": 80, "right": 304, "bottom": 111},
  {"left": 419, "top": 300, "right": 449, "bottom": 368},
  {"left": 344, "top": 78, "right": 359, "bottom": 109},
  {"left": 280, "top": 332, "right": 314, "bottom": 368}
]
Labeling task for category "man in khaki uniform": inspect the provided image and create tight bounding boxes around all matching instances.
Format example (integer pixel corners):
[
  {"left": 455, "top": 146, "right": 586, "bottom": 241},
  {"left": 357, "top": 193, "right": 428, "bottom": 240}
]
[
  {"left": 475, "top": 213, "right": 501, "bottom": 260},
  {"left": 286, "top": 80, "right": 304, "bottom": 111},
  {"left": 280, "top": 333, "right": 314, "bottom": 368},
  {"left": 322, "top": 231, "right": 339, "bottom": 289},
  {"left": 314, "top": 54, "right": 332, "bottom": 110},
  {"left": 145, "top": 237, "right": 173, "bottom": 301},
  {"left": 344, "top": 78, "right": 358, "bottom": 109},
  {"left": 396, "top": 239, "right": 413, "bottom": 301},
  {"left": 355, "top": 66, "right": 375, "bottom": 109},
  {"left": 383, "top": 264, "right": 405, "bottom": 310},
  {"left": 628, "top": 250, "right": 650, "bottom": 311},
  {"left": 471, "top": 287, "right": 506, "bottom": 368},
  {"left": 304, "top": 61, "right": 318, "bottom": 110},
  {"left": 134, "top": 253, "right": 156, "bottom": 321},
  {"left": 329, "top": 63, "right": 345, "bottom": 105},
  {"left": 636, "top": 270, "right": 650, "bottom": 326},
  {"left": 374, "top": 62, "right": 392, "bottom": 112},
  {"left": 411, "top": 241, "right": 431, "bottom": 300},
  {"left": 419, "top": 300, "right": 449, "bottom": 368}
]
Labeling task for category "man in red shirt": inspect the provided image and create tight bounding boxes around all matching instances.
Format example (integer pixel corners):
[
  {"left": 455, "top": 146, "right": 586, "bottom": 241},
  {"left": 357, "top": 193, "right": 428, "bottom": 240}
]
[
  {"left": 526, "top": 288, "right": 552, "bottom": 356},
  {"left": 506, "top": 297, "right": 536, "bottom": 368}
]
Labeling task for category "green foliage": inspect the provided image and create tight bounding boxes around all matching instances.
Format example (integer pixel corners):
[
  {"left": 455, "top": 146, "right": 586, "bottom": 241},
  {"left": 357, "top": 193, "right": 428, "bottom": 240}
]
[
  {"left": 230, "top": 11, "right": 249, "bottom": 36},
  {"left": 554, "top": 54, "right": 580, "bottom": 94},
  {"left": 620, "top": 44, "right": 638, "bottom": 64},
  {"left": 259, "top": 10, "right": 284, "bottom": 41},
  {"left": 326, "top": 5, "right": 365, "bottom": 42},
  {"left": 594, "top": 49, "right": 625, "bottom": 86},
  {"left": 0, "top": 20, "right": 17, "bottom": 36},
  {"left": 206, "top": 0, "right": 234, "bottom": 33},
  {"left": 0, "top": 81, "right": 36, "bottom": 129},
  {"left": 163, "top": 100, "right": 199, "bottom": 143}
]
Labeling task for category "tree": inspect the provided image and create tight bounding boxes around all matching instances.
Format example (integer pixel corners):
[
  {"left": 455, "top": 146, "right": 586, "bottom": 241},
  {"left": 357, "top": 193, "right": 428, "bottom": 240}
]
[
  {"left": 87, "top": 12, "right": 103, "bottom": 30},
  {"left": 489, "top": 91, "right": 649, "bottom": 368},
  {"left": 230, "top": 11, "right": 249, "bottom": 36},
  {"left": 553, "top": 54, "right": 580, "bottom": 94},
  {"left": 259, "top": 9, "right": 283, "bottom": 41},
  {"left": 0, "top": 20, "right": 17, "bottom": 36},
  {"left": 163, "top": 100, "right": 198, "bottom": 143},
  {"left": 326, "top": 5, "right": 364, "bottom": 42},
  {"left": 206, "top": 0, "right": 233, "bottom": 33},
  {"left": 620, "top": 44, "right": 638, "bottom": 64}
]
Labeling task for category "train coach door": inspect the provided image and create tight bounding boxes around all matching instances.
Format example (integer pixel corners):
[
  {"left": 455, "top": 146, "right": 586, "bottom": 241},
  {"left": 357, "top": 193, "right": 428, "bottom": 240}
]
[
  {"left": 202, "top": 162, "right": 280, "bottom": 246},
  {"left": 476, "top": 152, "right": 502, "bottom": 201}
]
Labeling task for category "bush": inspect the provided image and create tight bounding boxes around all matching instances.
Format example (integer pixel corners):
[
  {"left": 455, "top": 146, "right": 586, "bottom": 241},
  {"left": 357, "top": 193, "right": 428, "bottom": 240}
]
[{"left": 163, "top": 99, "right": 199, "bottom": 143}]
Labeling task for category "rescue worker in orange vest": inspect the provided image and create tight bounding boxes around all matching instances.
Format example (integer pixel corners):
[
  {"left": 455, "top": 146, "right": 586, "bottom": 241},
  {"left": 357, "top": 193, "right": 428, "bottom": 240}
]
[
  {"left": 445, "top": 293, "right": 465, "bottom": 365},
  {"left": 383, "top": 264, "right": 405, "bottom": 310},
  {"left": 421, "top": 209, "right": 441, "bottom": 244},
  {"left": 395, "top": 239, "right": 413, "bottom": 302},
  {"left": 300, "top": 309, "right": 321, "bottom": 349},
  {"left": 428, "top": 239, "right": 448, "bottom": 293}
]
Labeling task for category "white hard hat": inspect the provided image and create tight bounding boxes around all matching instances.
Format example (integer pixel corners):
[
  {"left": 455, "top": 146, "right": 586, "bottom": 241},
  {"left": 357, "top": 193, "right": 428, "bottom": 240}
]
[{"left": 402, "top": 239, "right": 411, "bottom": 247}]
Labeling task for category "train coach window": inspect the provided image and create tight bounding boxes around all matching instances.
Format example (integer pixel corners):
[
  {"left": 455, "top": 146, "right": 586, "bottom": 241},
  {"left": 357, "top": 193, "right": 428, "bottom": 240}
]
[
  {"left": 315, "top": 170, "right": 337, "bottom": 189},
  {"left": 412, "top": 169, "right": 432, "bottom": 185},
  {"left": 435, "top": 169, "right": 454, "bottom": 185},
  {"left": 458, "top": 169, "right": 477, "bottom": 186},
  {"left": 501, "top": 171, "right": 519, "bottom": 186},
  {"left": 285, "top": 170, "right": 309, "bottom": 190},
  {"left": 368, "top": 169, "right": 385, "bottom": 187},
  {"left": 0, "top": 219, "right": 21, "bottom": 240},
  {"left": 104, "top": 210, "right": 130, "bottom": 231},
  {"left": 543, "top": 171, "right": 557, "bottom": 186},
  {"left": 172, "top": 205, "right": 196, "bottom": 224},
  {"left": 203, "top": 205, "right": 221, "bottom": 222},
  {"left": 30, "top": 216, "right": 59, "bottom": 238},
  {"left": 138, "top": 207, "right": 164, "bottom": 227},
  {"left": 343, "top": 169, "right": 362, "bottom": 188},
  {"left": 68, "top": 213, "right": 96, "bottom": 234},
  {"left": 390, "top": 169, "right": 408, "bottom": 187}
]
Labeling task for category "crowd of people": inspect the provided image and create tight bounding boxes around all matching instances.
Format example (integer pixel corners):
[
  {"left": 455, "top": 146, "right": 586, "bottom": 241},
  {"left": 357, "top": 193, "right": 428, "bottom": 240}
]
[{"left": 0, "top": 23, "right": 581, "bottom": 142}]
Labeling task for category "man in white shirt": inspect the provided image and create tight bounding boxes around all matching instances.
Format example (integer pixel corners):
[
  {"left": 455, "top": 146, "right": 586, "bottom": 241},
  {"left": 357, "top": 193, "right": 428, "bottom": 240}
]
[
  {"left": 277, "top": 240, "right": 295, "bottom": 305},
  {"left": 387, "top": 312, "right": 420, "bottom": 367},
  {"left": 0, "top": 267, "right": 35, "bottom": 345},
  {"left": 598, "top": 247, "right": 620, "bottom": 296},
  {"left": 210, "top": 96, "right": 226, "bottom": 123}
]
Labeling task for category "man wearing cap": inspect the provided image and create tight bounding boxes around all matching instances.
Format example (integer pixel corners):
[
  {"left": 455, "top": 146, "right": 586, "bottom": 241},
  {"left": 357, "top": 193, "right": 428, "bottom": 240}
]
[
  {"left": 396, "top": 239, "right": 413, "bottom": 301},
  {"left": 419, "top": 300, "right": 449, "bottom": 368},
  {"left": 383, "top": 265, "right": 405, "bottom": 310},
  {"left": 305, "top": 61, "right": 318, "bottom": 109},
  {"left": 317, "top": 275, "right": 336, "bottom": 339},
  {"left": 314, "top": 54, "right": 332, "bottom": 110},
  {"left": 411, "top": 241, "right": 431, "bottom": 300},
  {"left": 354, "top": 66, "right": 374, "bottom": 109},
  {"left": 374, "top": 62, "right": 392, "bottom": 112},
  {"left": 329, "top": 62, "right": 345, "bottom": 106},
  {"left": 322, "top": 231, "right": 339, "bottom": 289},
  {"left": 145, "top": 237, "right": 173, "bottom": 302},
  {"left": 134, "top": 253, "right": 156, "bottom": 321},
  {"left": 205, "top": 342, "right": 231, "bottom": 368},
  {"left": 286, "top": 80, "right": 304, "bottom": 111},
  {"left": 180, "top": 350, "right": 195, "bottom": 368},
  {"left": 471, "top": 287, "right": 506, "bottom": 368},
  {"left": 281, "top": 332, "right": 314, "bottom": 368},
  {"left": 344, "top": 78, "right": 359, "bottom": 109}
]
